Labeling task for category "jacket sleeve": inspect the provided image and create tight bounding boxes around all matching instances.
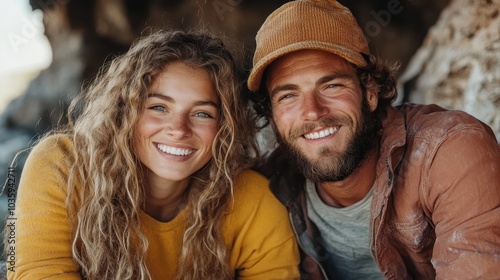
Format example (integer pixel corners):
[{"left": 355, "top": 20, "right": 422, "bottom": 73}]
[
  {"left": 6, "top": 136, "right": 81, "bottom": 279},
  {"left": 425, "top": 126, "right": 500, "bottom": 278}
]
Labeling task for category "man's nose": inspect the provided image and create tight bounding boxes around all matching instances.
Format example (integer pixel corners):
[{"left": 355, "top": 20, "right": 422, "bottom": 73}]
[{"left": 301, "top": 93, "right": 329, "bottom": 121}]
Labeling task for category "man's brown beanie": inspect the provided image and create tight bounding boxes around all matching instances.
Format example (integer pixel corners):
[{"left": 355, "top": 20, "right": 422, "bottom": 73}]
[{"left": 247, "top": 0, "right": 371, "bottom": 92}]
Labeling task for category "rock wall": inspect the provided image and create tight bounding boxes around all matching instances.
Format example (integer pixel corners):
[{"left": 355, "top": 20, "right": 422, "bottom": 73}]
[{"left": 399, "top": 0, "right": 500, "bottom": 141}]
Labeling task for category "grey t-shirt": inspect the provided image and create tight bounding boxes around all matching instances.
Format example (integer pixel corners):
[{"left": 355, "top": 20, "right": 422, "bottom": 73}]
[{"left": 305, "top": 180, "right": 384, "bottom": 279}]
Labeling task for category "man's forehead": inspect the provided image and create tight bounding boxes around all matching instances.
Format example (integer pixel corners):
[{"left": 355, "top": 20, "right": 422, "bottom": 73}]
[{"left": 265, "top": 49, "right": 357, "bottom": 88}]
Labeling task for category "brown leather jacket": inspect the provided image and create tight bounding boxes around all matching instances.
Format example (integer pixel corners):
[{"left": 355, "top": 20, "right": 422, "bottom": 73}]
[{"left": 255, "top": 104, "right": 500, "bottom": 279}]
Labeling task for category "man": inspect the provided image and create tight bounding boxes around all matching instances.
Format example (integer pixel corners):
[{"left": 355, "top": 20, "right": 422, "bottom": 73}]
[{"left": 247, "top": 0, "right": 500, "bottom": 279}]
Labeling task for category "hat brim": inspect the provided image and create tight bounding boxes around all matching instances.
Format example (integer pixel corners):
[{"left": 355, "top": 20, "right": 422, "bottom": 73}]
[{"left": 247, "top": 42, "right": 367, "bottom": 93}]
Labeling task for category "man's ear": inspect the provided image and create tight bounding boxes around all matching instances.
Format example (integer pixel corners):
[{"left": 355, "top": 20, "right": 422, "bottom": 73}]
[{"left": 366, "top": 88, "right": 379, "bottom": 112}]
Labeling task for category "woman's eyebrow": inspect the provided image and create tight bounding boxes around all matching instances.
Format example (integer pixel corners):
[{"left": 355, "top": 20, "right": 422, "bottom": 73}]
[
  {"left": 192, "top": 100, "right": 219, "bottom": 109},
  {"left": 147, "top": 93, "right": 173, "bottom": 102},
  {"left": 147, "top": 93, "right": 219, "bottom": 108}
]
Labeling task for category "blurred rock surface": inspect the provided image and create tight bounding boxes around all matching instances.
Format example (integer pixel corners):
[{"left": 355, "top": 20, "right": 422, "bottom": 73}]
[{"left": 399, "top": 0, "right": 500, "bottom": 140}]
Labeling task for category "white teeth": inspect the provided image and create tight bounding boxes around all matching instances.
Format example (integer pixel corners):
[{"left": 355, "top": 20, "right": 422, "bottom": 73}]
[
  {"left": 304, "top": 127, "right": 338, "bottom": 140},
  {"left": 157, "top": 144, "right": 193, "bottom": 156}
]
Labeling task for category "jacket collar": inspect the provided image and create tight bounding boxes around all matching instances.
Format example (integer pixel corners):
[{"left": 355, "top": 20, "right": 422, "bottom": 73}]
[
  {"left": 371, "top": 106, "right": 408, "bottom": 221},
  {"left": 379, "top": 105, "right": 408, "bottom": 172}
]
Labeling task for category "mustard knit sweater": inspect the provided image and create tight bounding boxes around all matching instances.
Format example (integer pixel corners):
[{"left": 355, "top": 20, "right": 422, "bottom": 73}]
[{"left": 7, "top": 135, "right": 300, "bottom": 279}]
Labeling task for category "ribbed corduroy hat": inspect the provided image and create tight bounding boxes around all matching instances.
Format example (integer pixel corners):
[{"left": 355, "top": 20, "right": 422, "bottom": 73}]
[{"left": 247, "top": 0, "right": 370, "bottom": 92}]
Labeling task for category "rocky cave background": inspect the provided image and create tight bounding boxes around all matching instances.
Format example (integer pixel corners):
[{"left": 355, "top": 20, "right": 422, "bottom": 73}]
[{"left": 1, "top": 0, "right": 499, "bottom": 259}]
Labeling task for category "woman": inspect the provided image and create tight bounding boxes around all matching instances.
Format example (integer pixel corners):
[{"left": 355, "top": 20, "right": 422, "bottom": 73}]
[{"left": 7, "top": 30, "right": 300, "bottom": 279}]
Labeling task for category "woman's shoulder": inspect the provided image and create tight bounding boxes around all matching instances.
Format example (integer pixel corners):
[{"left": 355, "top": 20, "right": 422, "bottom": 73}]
[
  {"left": 230, "top": 169, "right": 287, "bottom": 216},
  {"left": 31, "top": 134, "right": 73, "bottom": 154},
  {"left": 26, "top": 134, "right": 74, "bottom": 167},
  {"left": 234, "top": 169, "right": 268, "bottom": 186},
  {"left": 223, "top": 169, "right": 299, "bottom": 276},
  {"left": 232, "top": 169, "right": 271, "bottom": 200},
  {"left": 16, "top": 134, "right": 75, "bottom": 208}
]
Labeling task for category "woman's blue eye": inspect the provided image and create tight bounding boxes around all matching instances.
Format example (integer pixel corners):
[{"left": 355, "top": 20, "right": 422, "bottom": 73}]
[
  {"left": 194, "top": 112, "right": 212, "bottom": 118},
  {"left": 150, "top": 105, "right": 166, "bottom": 111}
]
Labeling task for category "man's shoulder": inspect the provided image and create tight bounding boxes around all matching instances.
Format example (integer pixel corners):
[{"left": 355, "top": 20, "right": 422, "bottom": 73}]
[{"left": 396, "top": 103, "right": 495, "bottom": 142}]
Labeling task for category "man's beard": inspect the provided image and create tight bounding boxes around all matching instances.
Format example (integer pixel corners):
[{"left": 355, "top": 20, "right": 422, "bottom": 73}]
[{"left": 275, "top": 97, "right": 380, "bottom": 183}]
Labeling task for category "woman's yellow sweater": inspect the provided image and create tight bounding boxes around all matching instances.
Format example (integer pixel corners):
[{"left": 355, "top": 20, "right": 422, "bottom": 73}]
[{"left": 7, "top": 135, "right": 300, "bottom": 279}]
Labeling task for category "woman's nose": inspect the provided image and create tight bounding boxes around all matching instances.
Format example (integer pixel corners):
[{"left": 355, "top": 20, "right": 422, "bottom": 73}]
[{"left": 166, "top": 115, "right": 191, "bottom": 139}]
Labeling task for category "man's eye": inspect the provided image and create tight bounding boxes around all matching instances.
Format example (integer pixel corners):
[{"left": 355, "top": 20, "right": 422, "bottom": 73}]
[
  {"left": 277, "top": 93, "right": 295, "bottom": 102},
  {"left": 326, "top": 83, "right": 342, "bottom": 89}
]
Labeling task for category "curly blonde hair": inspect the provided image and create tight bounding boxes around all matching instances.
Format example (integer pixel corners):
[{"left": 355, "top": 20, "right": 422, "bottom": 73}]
[{"left": 65, "top": 29, "right": 258, "bottom": 279}]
